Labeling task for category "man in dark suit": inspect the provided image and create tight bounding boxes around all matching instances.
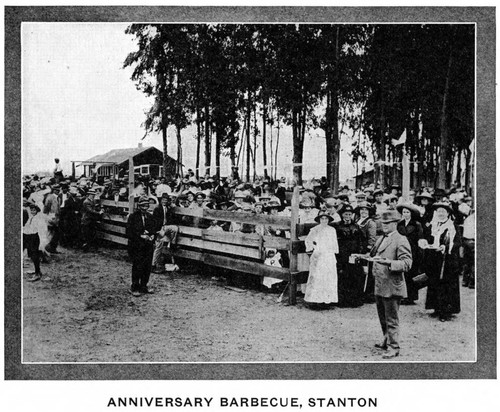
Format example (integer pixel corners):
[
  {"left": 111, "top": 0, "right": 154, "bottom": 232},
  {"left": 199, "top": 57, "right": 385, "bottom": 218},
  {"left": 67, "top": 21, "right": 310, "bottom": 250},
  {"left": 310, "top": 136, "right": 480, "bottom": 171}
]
[
  {"left": 58, "top": 183, "right": 78, "bottom": 246},
  {"left": 127, "top": 196, "right": 156, "bottom": 296},
  {"left": 369, "top": 210, "right": 412, "bottom": 359},
  {"left": 151, "top": 193, "right": 179, "bottom": 273}
]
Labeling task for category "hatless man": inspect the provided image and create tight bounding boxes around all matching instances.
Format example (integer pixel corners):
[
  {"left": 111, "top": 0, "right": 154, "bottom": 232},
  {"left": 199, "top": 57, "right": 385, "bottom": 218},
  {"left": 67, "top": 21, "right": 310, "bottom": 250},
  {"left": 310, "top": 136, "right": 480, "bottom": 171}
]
[
  {"left": 53, "top": 158, "right": 64, "bottom": 183},
  {"left": 367, "top": 210, "right": 412, "bottom": 359}
]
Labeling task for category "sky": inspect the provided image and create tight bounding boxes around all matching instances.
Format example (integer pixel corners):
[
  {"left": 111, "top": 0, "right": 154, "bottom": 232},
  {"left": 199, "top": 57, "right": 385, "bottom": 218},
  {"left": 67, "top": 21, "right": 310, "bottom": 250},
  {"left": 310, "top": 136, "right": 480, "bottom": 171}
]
[{"left": 22, "top": 23, "right": 359, "bottom": 181}]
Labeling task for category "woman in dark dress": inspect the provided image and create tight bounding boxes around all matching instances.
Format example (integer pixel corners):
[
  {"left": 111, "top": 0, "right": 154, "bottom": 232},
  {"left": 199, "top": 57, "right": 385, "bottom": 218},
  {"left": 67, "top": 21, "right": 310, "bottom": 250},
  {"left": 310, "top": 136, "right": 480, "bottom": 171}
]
[
  {"left": 335, "top": 204, "right": 365, "bottom": 307},
  {"left": 419, "top": 202, "right": 461, "bottom": 322},
  {"left": 355, "top": 201, "right": 377, "bottom": 302},
  {"left": 396, "top": 203, "right": 424, "bottom": 305}
]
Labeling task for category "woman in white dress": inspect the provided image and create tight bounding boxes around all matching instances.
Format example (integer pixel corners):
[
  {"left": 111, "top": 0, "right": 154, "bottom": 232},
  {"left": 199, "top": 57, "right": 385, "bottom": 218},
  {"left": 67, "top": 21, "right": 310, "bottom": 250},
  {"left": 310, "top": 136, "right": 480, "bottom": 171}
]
[{"left": 304, "top": 212, "right": 339, "bottom": 309}]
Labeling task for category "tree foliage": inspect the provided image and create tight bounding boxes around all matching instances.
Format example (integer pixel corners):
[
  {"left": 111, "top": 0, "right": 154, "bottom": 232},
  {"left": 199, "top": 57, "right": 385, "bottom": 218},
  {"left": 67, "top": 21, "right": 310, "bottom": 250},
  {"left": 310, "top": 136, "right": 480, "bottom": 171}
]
[{"left": 124, "top": 23, "right": 474, "bottom": 190}]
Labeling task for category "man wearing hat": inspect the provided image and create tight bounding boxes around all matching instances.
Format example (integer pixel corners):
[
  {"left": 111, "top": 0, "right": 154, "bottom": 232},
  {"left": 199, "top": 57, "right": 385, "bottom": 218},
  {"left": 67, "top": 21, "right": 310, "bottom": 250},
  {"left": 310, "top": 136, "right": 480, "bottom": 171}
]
[
  {"left": 373, "top": 189, "right": 388, "bottom": 216},
  {"left": 58, "top": 183, "right": 78, "bottom": 246},
  {"left": 126, "top": 196, "right": 156, "bottom": 296},
  {"left": 151, "top": 193, "right": 179, "bottom": 273},
  {"left": 80, "top": 189, "right": 104, "bottom": 252},
  {"left": 368, "top": 210, "right": 412, "bottom": 359}
]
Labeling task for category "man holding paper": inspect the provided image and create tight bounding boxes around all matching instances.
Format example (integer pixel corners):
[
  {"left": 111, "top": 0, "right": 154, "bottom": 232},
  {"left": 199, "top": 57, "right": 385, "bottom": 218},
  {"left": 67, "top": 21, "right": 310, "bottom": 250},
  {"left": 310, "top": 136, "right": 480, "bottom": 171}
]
[{"left": 365, "top": 210, "right": 412, "bottom": 359}]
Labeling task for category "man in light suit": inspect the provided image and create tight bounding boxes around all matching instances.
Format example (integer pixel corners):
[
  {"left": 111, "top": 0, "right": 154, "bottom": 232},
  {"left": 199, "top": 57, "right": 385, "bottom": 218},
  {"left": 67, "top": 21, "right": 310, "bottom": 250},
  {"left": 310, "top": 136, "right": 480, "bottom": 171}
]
[{"left": 370, "top": 210, "right": 412, "bottom": 359}]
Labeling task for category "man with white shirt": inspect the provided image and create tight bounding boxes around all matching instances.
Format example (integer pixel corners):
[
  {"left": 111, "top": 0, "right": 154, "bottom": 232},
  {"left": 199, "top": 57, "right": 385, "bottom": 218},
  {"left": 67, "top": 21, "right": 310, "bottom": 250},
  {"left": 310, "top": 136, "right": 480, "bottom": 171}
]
[{"left": 53, "top": 158, "right": 64, "bottom": 183}]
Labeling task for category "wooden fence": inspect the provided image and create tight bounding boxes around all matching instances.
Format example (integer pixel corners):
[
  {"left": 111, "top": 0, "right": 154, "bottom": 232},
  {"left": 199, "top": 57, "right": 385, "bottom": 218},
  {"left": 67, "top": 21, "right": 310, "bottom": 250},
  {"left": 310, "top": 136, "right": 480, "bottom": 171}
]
[{"left": 95, "top": 187, "right": 311, "bottom": 305}]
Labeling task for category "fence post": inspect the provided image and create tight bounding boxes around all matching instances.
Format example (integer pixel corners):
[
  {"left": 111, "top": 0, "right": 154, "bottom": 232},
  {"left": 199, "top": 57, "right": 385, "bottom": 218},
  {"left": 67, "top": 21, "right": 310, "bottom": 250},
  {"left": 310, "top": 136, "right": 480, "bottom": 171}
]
[
  {"left": 288, "top": 185, "right": 300, "bottom": 305},
  {"left": 128, "top": 156, "right": 135, "bottom": 214}
]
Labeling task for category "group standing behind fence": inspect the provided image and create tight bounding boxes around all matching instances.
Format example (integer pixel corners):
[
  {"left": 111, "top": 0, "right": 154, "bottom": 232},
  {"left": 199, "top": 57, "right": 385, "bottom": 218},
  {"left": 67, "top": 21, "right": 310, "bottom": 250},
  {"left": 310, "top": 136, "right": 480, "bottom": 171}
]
[{"left": 23, "top": 164, "right": 474, "bottom": 321}]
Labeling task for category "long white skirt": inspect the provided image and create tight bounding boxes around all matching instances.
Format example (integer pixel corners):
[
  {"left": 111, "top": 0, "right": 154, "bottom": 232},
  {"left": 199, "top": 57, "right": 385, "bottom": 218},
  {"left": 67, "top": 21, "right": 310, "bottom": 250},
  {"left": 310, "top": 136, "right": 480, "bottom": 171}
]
[{"left": 304, "top": 250, "right": 338, "bottom": 304}]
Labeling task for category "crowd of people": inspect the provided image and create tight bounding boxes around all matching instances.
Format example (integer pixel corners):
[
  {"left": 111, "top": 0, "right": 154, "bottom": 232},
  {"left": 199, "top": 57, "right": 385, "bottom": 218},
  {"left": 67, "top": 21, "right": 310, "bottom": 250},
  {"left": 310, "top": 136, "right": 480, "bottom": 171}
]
[
  {"left": 23, "top": 160, "right": 475, "bottom": 321},
  {"left": 22, "top": 159, "right": 475, "bottom": 359}
]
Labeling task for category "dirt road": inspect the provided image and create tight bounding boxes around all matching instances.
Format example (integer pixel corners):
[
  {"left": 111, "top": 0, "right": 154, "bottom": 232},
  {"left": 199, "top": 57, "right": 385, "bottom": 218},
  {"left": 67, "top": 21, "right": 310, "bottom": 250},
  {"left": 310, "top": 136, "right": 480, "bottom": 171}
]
[{"left": 23, "top": 245, "right": 476, "bottom": 363}]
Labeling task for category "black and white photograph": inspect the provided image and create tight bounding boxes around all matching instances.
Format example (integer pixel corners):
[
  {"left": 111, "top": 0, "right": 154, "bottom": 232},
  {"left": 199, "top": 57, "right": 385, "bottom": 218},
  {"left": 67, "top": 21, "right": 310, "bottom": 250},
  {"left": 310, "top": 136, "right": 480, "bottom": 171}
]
[{"left": 4, "top": 3, "right": 496, "bottom": 400}]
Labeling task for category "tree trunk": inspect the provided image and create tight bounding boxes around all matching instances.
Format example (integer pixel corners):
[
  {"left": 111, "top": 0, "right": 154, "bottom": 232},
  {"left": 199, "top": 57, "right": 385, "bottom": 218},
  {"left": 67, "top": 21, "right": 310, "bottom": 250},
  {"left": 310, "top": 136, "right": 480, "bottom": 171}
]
[
  {"left": 204, "top": 105, "right": 211, "bottom": 177},
  {"left": 325, "top": 26, "right": 340, "bottom": 193},
  {"left": 465, "top": 147, "right": 472, "bottom": 194},
  {"left": 437, "top": 47, "right": 453, "bottom": 189},
  {"left": 292, "top": 108, "right": 303, "bottom": 185},
  {"left": 253, "top": 105, "right": 257, "bottom": 180},
  {"left": 195, "top": 106, "right": 202, "bottom": 179},
  {"left": 215, "top": 130, "right": 221, "bottom": 179},
  {"left": 246, "top": 98, "right": 251, "bottom": 182},
  {"left": 275, "top": 115, "right": 280, "bottom": 181},
  {"left": 176, "top": 125, "right": 183, "bottom": 177},
  {"left": 161, "top": 114, "right": 168, "bottom": 179},
  {"left": 262, "top": 100, "right": 268, "bottom": 179}
]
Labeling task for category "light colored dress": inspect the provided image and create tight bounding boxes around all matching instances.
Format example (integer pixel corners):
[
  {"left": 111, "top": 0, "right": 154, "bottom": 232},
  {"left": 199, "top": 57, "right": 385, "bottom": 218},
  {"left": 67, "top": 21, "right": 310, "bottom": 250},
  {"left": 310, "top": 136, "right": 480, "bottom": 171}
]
[{"left": 304, "top": 224, "right": 339, "bottom": 304}]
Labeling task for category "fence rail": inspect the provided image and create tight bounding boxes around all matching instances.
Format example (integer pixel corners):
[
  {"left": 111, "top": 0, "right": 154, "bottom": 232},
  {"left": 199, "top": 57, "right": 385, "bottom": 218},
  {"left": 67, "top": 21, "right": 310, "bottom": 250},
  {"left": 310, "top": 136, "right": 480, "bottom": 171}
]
[{"left": 95, "top": 163, "right": 307, "bottom": 304}]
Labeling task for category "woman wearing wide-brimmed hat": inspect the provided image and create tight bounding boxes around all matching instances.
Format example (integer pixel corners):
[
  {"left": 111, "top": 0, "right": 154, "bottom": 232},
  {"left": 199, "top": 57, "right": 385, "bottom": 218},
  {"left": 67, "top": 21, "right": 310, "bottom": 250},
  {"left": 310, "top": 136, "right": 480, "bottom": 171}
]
[
  {"left": 355, "top": 201, "right": 377, "bottom": 252},
  {"left": 335, "top": 203, "right": 365, "bottom": 307},
  {"left": 418, "top": 201, "right": 461, "bottom": 321},
  {"left": 396, "top": 203, "right": 424, "bottom": 305},
  {"left": 415, "top": 191, "right": 435, "bottom": 227},
  {"left": 303, "top": 212, "right": 339, "bottom": 309}
]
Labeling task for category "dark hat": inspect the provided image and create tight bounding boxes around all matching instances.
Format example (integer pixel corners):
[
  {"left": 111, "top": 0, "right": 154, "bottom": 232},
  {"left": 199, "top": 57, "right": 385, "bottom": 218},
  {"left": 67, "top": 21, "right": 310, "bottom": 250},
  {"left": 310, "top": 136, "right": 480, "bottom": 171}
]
[
  {"left": 138, "top": 196, "right": 150, "bottom": 206},
  {"left": 355, "top": 201, "right": 375, "bottom": 215},
  {"left": 379, "top": 210, "right": 402, "bottom": 223},
  {"left": 388, "top": 194, "right": 398, "bottom": 202},
  {"left": 396, "top": 202, "right": 421, "bottom": 218},
  {"left": 415, "top": 192, "right": 435, "bottom": 202},
  {"left": 219, "top": 200, "right": 235, "bottom": 208},
  {"left": 337, "top": 194, "right": 349, "bottom": 202},
  {"left": 338, "top": 204, "right": 355, "bottom": 215},
  {"left": 314, "top": 212, "right": 334, "bottom": 223},
  {"left": 432, "top": 201, "right": 454, "bottom": 215},
  {"left": 266, "top": 200, "right": 281, "bottom": 209},
  {"left": 160, "top": 193, "right": 170, "bottom": 199},
  {"left": 373, "top": 189, "right": 384, "bottom": 197},
  {"left": 434, "top": 188, "right": 447, "bottom": 197}
]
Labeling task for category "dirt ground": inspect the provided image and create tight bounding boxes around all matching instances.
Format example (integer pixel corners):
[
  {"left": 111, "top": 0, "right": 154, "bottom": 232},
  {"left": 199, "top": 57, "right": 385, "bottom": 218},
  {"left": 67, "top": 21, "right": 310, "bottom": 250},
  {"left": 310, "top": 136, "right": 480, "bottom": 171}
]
[{"left": 22, "top": 244, "right": 476, "bottom": 363}]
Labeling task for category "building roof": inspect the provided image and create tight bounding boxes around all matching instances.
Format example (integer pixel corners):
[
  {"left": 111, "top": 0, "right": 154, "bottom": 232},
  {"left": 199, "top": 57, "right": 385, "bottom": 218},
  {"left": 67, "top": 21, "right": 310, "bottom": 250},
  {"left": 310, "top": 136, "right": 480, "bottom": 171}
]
[{"left": 84, "top": 146, "right": 165, "bottom": 165}]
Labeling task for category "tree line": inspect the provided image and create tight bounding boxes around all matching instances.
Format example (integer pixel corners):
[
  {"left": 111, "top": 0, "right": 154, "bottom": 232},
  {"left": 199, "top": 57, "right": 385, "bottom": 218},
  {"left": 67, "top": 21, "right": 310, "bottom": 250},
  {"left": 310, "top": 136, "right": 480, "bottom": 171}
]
[{"left": 124, "top": 24, "right": 474, "bottom": 192}]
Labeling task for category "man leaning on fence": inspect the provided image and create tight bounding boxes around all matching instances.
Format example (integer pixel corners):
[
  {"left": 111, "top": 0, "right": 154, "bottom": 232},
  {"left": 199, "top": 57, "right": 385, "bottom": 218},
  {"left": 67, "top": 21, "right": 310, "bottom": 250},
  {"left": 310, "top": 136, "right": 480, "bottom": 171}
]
[
  {"left": 152, "top": 193, "right": 179, "bottom": 273},
  {"left": 126, "top": 196, "right": 156, "bottom": 297}
]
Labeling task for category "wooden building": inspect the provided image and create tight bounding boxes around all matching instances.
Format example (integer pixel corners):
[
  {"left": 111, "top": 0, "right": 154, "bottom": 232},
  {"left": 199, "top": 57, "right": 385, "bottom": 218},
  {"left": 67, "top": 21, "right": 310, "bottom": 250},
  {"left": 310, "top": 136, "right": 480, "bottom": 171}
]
[{"left": 72, "top": 144, "right": 178, "bottom": 180}]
